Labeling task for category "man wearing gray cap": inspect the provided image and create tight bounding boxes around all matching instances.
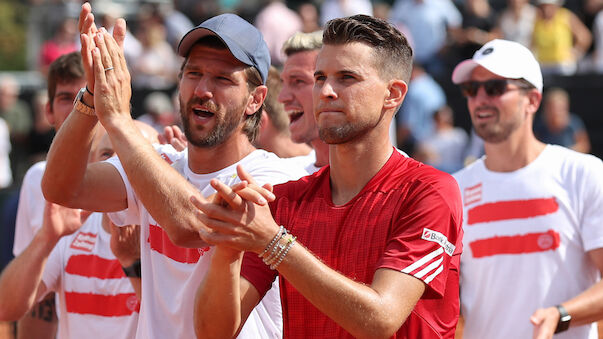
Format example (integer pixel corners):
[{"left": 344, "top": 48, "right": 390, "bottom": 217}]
[
  {"left": 452, "top": 39, "right": 603, "bottom": 339},
  {"left": 42, "top": 3, "right": 307, "bottom": 338}
]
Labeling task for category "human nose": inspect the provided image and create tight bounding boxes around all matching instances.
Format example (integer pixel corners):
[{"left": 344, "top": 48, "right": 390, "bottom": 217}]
[
  {"left": 278, "top": 84, "right": 292, "bottom": 104},
  {"left": 316, "top": 79, "right": 337, "bottom": 100},
  {"left": 193, "top": 76, "right": 213, "bottom": 100}
]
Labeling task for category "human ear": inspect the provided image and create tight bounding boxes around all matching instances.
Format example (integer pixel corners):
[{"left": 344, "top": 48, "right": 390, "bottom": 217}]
[
  {"left": 245, "top": 85, "right": 268, "bottom": 116},
  {"left": 384, "top": 79, "right": 407, "bottom": 110}
]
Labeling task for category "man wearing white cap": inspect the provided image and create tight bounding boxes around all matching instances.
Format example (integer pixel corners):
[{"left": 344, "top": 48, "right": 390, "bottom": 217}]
[{"left": 452, "top": 39, "right": 603, "bottom": 339}]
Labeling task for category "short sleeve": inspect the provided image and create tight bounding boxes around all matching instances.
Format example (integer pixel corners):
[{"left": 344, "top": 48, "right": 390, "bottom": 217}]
[
  {"left": 378, "top": 174, "right": 463, "bottom": 298},
  {"left": 40, "top": 238, "right": 65, "bottom": 298},
  {"left": 578, "top": 157, "right": 603, "bottom": 252},
  {"left": 105, "top": 155, "right": 141, "bottom": 226},
  {"left": 241, "top": 252, "right": 278, "bottom": 298},
  {"left": 13, "top": 164, "right": 46, "bottom": 256}
]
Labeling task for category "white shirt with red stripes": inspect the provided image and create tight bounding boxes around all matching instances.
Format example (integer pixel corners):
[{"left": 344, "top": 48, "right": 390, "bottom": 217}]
[
  {"left": 42, "top": 212, "right": 139, "bottom": 339},
  {"left": 13, "top": 161, "right": 47, "bottom": 256},
  {"left": 106, "top": 144, "right": 309, "bottom": 339},
  {"left": 454, "top": 144, "right": 603, "bottom": 339}
]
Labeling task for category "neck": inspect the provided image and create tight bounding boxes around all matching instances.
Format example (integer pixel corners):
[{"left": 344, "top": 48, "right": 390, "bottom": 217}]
[
  {"left": 483, "top": 130, "right": 546, "bottom": 172},
  {"left": 187, "top": 133, "right": 256, "bottom": 174},
  {"left": 310, "top": 138, "right": 330, "bottom": 167},
  {"left": 263, "top": 134, "right": 312, "bottom": 158},
  {"left": 328, "top": 120, "right": 393, "bottom": 206},
  {"left": 101, "top": 214, "right": 111, "bottom": 233}
]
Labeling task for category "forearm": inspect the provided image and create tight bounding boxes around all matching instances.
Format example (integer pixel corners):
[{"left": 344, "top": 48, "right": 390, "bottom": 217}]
[
  {"left": 562, "top": 280, "right": 603, "bottom": 327},
  {"left": 276, "top": 243, "right": 418, "bottom": 338},
  {"left": 194, "top": 248, "right": 244, "bottom": 338},
  {"left": 102, "top": 117, "right": 206, "bottom": 247},
  {"left": 0, "top": 231, "right": 57, "bottom": 320},
  {"left": 42, "top": 109, "right": 99, "bottom": 206}
]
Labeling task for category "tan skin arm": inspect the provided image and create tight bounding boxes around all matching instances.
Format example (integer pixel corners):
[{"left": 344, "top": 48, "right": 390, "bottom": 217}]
[
  {"left": 0, "top": 203, "right": 89, "bottom": 320},
  {"left": 569, "top": 11, "right": 592, "bottom": 59},
  {"left": 531, "top": 247, "right": 603, "bottom": 338}
]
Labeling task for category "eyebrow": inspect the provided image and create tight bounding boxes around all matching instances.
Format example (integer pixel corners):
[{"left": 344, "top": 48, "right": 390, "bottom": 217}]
[{"left": 313, "top": 70, "right": 361, "bottom": 78}]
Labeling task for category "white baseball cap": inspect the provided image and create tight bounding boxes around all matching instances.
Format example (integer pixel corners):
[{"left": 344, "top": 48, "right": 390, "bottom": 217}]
[{"left": 452, "top": 39, "right": 543, "bottom": 93}]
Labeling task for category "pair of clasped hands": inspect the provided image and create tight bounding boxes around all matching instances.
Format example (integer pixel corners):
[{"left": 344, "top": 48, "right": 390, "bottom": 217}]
[{"left": 78, "top": 3, "right": 281, "bottom": 257}]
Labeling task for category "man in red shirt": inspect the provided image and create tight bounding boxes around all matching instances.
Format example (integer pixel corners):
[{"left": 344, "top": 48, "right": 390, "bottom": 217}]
[{"left": 192, "top": 15, "right": 463, "bottom": 338}]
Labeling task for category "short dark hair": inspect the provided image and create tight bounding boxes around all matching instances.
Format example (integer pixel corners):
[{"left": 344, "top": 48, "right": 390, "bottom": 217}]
[
  {"left": 47, "top": 52, "right": 84, "bottom": 109},
  {"left": 323, "top": 15, "right": 413, "bottom": 83},
  {"left": 178, "top": 36, "right": 263, "bottom": 143}
]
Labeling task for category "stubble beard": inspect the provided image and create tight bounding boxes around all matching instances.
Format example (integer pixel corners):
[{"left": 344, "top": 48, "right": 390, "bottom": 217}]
[
  {"left": 180, "top": 96, "right": 245, "bottom": 148},
  {"left": 472, "top": 107, "right": 522, "bottom": 144}
]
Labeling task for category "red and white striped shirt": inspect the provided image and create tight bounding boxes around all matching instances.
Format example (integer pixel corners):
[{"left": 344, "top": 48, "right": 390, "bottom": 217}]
[{"left": 42, "top": 212, "right": 139, "bottom": 339}]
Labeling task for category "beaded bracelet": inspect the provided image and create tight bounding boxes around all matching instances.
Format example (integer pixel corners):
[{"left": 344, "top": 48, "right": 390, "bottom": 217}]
[
  {"left": 259, "top": 226, "right": 284, "bottom": 258},
  {"left": 262, "top": 228, "right": 288, "bottom": 265},
  {"left": 270, "top": 236, "right": 296, "bottom": 270}
]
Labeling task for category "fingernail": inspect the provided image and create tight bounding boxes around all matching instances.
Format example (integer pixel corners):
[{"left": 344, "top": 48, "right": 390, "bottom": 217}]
[{"left": 258, "top": 197, "right": 267, "bottom": 205}]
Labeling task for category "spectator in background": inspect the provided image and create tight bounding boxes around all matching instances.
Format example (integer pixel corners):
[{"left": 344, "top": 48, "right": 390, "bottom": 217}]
[
  {"left": 320, "top": 0, "right": 373, "bottom": 26},
  {"left": 531, "top": 0, "right": 592, "bottom": 75},
  {"left": 28, "top": 90, "right": 54, "bottom": 164},
  {"left": 255, "top": 0, "right": 302, "bottom": 66},
  {"left": 415, "top": 106, "right": 468, "bottom": 173},
  {"left": 131, "top": 13, "right": 179, "bottom": 90},
  {"left": 137, "top": 92, "right": 178, "bottom": 134},
  {"left": 255, "top": 66, "right": 312, "bottom": 158},
  {"left": 497, "top": 0, "right": 537, "bottom": 47},
  {"left": 95, "top": 1, "right": 142, "bottom": 69},
  {"left": 390, "top": 0, "right": 462, "bottom": 77},
  {"left": 153, "top": 1, "right": 195, "bottom": 50},
  {"left": 0, "top": 117, "right": 11, "bottom": 190},
  {"left": 452, "top": 0, "right": 501, "bottom": 61},
  {"left": 297, "top": 2, "right": 320, "bottom": 33},
  {"left": 39, "top": 17, "right": 78, "bottom": 76},
  {"left": 396, "top": 63, "right": 446, "bottom": 154},
  {"left": 534, "top": 87, "right": 591, "bottom": 153},
  {"left": 592, "top": 9, "right": 603, "bottom": 72},
  {"left": 0, "top": 75, "right": 32, "bottom": 185}
]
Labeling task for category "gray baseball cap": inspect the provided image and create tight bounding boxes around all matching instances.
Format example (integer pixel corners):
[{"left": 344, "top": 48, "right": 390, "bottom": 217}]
[{"left": 177, "top": 13, "right": 271, "bottom": 84}]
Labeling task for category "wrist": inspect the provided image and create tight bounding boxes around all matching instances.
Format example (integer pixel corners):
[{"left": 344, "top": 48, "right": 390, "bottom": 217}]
[
  {"left": 555, "top": 304, "right": 572, "bottom": 333},
  {"left": 121, "top": 260, "right": 141, "bottom": 278}
]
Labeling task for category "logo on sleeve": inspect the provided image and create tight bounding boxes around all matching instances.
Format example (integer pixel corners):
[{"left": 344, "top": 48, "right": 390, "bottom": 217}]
[
  {"left": 421, "top": 228, "right": 456, "bottom": 256},
  {"left": 464, "top": 183, "right": 482, "bottom": 206},
  {"left": 69, "top": 232, "right": 97, "bottom": 252},
  {"left": 160, "top": 153, "right": 173, "bottom": 164}
]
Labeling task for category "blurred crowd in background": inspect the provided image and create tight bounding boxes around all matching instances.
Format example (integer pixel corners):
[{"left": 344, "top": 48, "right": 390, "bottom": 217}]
[{"left": 0, "top": 0, "right": 601, "bottom": 190}]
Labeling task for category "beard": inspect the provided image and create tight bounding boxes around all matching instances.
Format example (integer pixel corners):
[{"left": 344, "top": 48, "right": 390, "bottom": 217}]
[
  {"left": 180, "top": 95, "right": 245, "bottom": 148},
  {"left": 472, "top": 106, "right": 522, "bottom": 144}
]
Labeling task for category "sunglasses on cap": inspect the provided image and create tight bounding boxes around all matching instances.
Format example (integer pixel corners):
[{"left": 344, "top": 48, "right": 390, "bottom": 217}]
[{"left": 459, "top": 79, "right": 533, "bottom": 98}]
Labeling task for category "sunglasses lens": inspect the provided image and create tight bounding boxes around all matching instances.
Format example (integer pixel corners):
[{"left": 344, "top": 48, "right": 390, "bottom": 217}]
[
  {"left": 460, "top": 82, "right": 479, "bottom": 97},
  {"left": 484, "top": 80, "right": 508, "bottom": 96}
]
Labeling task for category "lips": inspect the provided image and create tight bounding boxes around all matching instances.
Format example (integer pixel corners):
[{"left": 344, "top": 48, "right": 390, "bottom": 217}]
[
  {"left": 288, "top": 110, "right": 303, "bottom": 124},
  {"left": 192, "top": 108, "right": 214, "bottom": 118}
]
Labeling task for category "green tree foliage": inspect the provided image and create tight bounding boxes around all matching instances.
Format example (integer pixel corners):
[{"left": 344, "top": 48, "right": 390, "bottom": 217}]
[{"left": 0, "top": 0, "right": 27, "bottom": 70}]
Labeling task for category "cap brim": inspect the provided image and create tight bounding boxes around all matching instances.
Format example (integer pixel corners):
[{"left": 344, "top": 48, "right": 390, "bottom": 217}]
[
  {"left": 177, "top": 27, "right": 255, "bottom": 70},
  {"left": 451, "top": 59, "right": 479, "bottom": 84}
]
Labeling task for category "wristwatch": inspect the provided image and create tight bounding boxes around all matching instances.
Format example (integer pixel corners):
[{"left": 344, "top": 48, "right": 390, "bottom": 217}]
[
  {"left": 121, "top": 260, "right": 141, "bottom": 278},
  {"left": 73, "top": 87, "right": 95, "bottom": 116},
  {"left": 554, "top": 304, "right": 571, "bottom": 333}
]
